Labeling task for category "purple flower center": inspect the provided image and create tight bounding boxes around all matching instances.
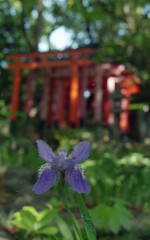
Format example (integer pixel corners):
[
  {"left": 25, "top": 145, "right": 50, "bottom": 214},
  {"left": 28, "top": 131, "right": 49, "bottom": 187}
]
[{"left": 41, "top": 149, "right": 74, "bottom": 172}]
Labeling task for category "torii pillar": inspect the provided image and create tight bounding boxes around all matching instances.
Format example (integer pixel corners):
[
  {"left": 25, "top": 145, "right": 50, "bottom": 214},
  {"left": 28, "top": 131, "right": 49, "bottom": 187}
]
[
  {"left": 54, "top": 80, "right": 66, "bottom": 128},
  {"left": 94, "top": 64, "right": 103, "bottom": 125},
  {"left": 24, "top": 69, "right": 35, "bottom": 115},
  {"left": 40, "top": 69, "right": 51, "bottom": 124},
  {"left": 78, "top": 67, "right": 88, "bottom": 127},
  {"left": 69, "top": 54, "right": 79, "bottom": 127},
  {"left": 10, "top": 58, "right": 21, "bottom": 120}
]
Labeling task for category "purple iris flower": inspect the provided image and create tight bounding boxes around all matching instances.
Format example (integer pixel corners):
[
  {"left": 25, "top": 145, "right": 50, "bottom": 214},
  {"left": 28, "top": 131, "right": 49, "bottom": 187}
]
[{"left": 32, "top": 140, "right": 90, "bottom": 195}]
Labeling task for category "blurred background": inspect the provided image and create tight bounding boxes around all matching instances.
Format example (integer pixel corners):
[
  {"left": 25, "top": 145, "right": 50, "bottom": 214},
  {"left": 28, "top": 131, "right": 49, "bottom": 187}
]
[{"left": 0, "top": 0, "right": 150, "bottom": 239}]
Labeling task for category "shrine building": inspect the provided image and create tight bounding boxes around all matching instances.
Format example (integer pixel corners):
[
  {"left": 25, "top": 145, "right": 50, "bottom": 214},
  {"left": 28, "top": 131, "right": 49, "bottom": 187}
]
[{"left": 7, "top": 47, "right": 140, "bottom": 133}]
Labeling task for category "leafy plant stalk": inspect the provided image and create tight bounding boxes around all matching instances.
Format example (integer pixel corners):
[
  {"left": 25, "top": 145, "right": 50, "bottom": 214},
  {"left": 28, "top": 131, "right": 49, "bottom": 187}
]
[
  {"left": 66, "top": 206, "right": 84, "bottom": 240},
  {"left": 77, "top": 194, "right": 97, "bottom": 240},
  {"left": 58, "top": 175, "right": 84, "bottom": 240}
]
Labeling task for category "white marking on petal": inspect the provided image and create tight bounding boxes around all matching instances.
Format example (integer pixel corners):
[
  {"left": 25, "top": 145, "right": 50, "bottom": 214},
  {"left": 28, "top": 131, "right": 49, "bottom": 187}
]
[
  {"left": 38, "top": 163, "right": 51, "bottom": 176},
  {"left": 74, "top": 164, "right": 85, "bottom": 179}
]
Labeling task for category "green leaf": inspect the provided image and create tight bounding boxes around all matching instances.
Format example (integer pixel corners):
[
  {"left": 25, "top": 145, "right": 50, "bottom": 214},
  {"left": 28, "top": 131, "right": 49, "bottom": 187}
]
[
  {"left": 77, "top": 194, "right": 97, "bottom": 240},
  {"left": 114, "top": 203, "right": 132, "bottom": 231},
  {"left": 37, "top": 208, "right": 58, "bottom": 229},
  {"left": 91, "top": 204, "right": 109, "bottom": 230},
  {"left": 90, "top": 202, "right": 132, "bottom": 234},
  {"left": 12, "top": 209, "right": 36, "bottom": 231},
  {"left": 108, "top": 208, "right": 121, "bottom": 234},
  {"left": 11, "top": 206, "right": 59, "bottom": 234},
  {"left": 50, "top": 197, "right": 62, "bottom": 207},
  {"left": 38, "top": 226, "right": 58, "bottom": 235},
  {"left": 56, "top": 216, "right": 74, "bottom": 240},
  {"left": 50, "top": 235, "right": 64, "bottom": 240},
  {"left": 22, "top": 206, "right": 38, "bottom": 217}
]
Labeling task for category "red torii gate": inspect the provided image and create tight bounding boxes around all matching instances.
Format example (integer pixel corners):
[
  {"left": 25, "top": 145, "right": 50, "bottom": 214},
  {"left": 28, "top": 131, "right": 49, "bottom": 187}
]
[
  {"left": 7, "top": 48, "right": 95, "bottom": 127},
  {"left": 7, "top": 47, "right": 140, "bottom": 131}
]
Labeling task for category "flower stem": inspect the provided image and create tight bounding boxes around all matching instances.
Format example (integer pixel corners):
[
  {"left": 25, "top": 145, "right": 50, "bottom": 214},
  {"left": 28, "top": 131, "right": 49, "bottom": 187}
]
[
  {"left": 77, "top": 194, "right": 97, "bottom": 240},
  {"left": 66, "top": 206, "right": 84, "bottom": 240},
  {"left": 58, "top": 178, "right": 84, "bottom": 240}
]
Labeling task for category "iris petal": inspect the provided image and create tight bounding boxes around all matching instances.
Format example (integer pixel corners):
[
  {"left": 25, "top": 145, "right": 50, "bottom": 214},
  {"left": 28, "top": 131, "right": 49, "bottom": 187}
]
[
  {"left": 65, "top": 167, "right": 90, "bottom": 194},
  {"left": 36, "top": 140, "right": 57, "bottom": 163},
  {"left": 70, "top": 141, "right": 90, "bottom": 164},
  {"left": 59, "top": 148, "right": 68, "bottom": 157},
  {"left": 32, "top": 168, "right": 60, "bottom": 194}
]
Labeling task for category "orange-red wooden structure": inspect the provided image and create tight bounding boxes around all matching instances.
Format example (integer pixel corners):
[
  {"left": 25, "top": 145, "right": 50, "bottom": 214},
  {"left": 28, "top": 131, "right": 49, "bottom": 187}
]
[{"left": 7, "top": 47, "right": 140, "bottom": 133}]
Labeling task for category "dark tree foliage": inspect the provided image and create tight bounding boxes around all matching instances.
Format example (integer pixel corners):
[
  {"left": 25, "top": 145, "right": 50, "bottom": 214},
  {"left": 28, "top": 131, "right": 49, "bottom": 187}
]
[{"left": 1, "top": 0, "right": 150, "bottom": 104}]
